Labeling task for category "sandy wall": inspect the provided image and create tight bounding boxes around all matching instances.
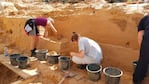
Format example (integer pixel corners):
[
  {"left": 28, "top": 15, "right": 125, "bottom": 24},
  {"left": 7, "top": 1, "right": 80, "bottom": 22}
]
[
  {"left": 0, "top": 17, "right": 62, "bottom": 54},
  {"left": 0, "top": 8, "right": 143, "bottom": 72},
  {"left": 53, "top": 9, "right": 142, "bottom": 50},
  {"left": 1, "top": 17, "right": 32, "bottom": 53}
]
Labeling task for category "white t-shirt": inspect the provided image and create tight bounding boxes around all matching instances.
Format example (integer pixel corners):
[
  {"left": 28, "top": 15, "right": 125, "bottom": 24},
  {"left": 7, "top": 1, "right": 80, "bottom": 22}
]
[{"left": 78, "top": 37, "right": 103, "bottom": 62}]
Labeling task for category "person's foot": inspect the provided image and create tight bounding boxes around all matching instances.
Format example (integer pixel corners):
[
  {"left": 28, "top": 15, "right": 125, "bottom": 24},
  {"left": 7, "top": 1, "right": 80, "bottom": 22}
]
[
  {"left": 77, "top": 64, "right": 87, "bottom": 70},
  {"left": 30, "top": 48, "right": 36, "bottom": 57},
  {"left": 133, "top": 81, "right": 142, "bottom": 84}
]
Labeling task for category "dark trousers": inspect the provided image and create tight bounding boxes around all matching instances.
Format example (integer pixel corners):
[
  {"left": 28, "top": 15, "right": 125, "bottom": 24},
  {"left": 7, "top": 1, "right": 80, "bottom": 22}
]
[
  {"left": 133, "top": 34, "right": 149, "bottom": 84},
  {"left": 133, "top": 57, "right": 148, "bottom": 83}
]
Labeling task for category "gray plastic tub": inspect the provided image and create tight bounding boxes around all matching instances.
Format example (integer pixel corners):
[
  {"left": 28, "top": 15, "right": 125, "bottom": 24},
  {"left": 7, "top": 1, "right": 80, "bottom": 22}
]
[
  {"left": 58, "top": 56, "right": 70, "bottom": 71},
  {"left": 103, "top": 67, "right": 123, "bottom": 84},
  {"left": 35, "top": 49, "right": 48, "bottom": 61},
  {"left": 47, "top": 54, "right": 60, "bottom": 65},
  {"left": 17, "top": 56, "right": 28, "bottom": 69},
  {"left": 9, "top": 54, "right": 20, "bottom": 66},
  {"left": 86, "top": 63, "right": 102, "bottom": 81}
]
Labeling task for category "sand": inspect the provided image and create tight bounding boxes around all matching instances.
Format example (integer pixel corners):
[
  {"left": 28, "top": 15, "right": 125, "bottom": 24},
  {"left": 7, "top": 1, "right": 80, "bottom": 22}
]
[{"left": 0, "top": 0, "right": 149, "bottom": 84}]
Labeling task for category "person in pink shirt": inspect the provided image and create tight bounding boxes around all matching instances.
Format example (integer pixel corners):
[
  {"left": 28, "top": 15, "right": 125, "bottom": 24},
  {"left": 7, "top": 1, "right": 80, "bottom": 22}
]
[{"left": 24, "top": 17, "right": 57, "bottom": 56}]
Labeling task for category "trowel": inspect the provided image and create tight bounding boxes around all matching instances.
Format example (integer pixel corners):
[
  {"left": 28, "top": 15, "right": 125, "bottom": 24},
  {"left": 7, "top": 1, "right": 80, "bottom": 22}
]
[
  {"left": 58, "top": 72, "right": 77, "bottom": 84},
  {"left": 40, "top": 36, "right": 57, "bottom": 43}
]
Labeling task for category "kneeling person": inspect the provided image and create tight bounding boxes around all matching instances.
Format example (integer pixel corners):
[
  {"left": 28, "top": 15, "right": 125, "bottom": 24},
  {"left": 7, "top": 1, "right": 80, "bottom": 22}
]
[{"left": 70, "top": 32, "right": 103, "bottom": 69}]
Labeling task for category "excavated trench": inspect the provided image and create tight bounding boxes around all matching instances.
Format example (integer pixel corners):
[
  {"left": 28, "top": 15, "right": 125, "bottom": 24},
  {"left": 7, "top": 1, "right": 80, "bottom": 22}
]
[
  {"left": 0, "top": 4, "right": 146, "bottom": 83},
  {"left": 0, "top": 63, "right": 22, "bottom": 84}
]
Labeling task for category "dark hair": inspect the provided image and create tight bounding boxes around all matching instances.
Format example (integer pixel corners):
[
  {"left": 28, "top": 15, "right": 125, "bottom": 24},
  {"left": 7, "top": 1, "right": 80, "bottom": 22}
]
[{"left": 71, "top": 32, "right": 80, "bottom": 42}]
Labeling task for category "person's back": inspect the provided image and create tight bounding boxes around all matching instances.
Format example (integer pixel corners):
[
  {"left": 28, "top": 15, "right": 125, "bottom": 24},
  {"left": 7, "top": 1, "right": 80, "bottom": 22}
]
[
  {"left": 34, "top": 17, "right": 47, "bottom": 26},
  {"left": 79, "top": 37, "right": 103, "bottom": 64}
]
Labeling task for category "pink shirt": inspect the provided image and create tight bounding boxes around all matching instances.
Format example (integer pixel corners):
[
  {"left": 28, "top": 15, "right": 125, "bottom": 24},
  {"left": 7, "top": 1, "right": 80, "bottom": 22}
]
[{"left": 34, "top": 17, "right": 47, "bottom": 26}]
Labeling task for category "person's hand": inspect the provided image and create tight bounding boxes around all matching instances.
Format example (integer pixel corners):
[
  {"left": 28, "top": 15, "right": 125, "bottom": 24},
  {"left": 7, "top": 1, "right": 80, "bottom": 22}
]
[
  {"left": 53, "top": 32, "right": 58, "bottom": 36},
  {"left": 70, "top": 52, "right": 75, "bottom": 56},
  {"left": 43, "top": 31, "right": 48, "bottom": 38}
]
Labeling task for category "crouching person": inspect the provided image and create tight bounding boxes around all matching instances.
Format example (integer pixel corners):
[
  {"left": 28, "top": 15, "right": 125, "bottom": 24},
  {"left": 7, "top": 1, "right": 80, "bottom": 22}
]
[{"left": 70, "top": 32, "right": 103, "bottom": 69}]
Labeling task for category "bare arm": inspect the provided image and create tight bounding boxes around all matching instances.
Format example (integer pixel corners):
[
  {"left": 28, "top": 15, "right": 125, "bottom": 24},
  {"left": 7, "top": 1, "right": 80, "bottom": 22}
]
[
  {"left": 70, "top": 50, "right": 84, "bottom": 58},
  {"left": 48, "top": 21, "right": 57, "bottom": 33},
  {"left": 44, "top": 20, "right": 57, "bottom": 37},
  {"left": 138, "top": 30, "right": 144, "bottom": 46},
  {"left": 43, "top": 26, "right": 48, "bottom": 37}
]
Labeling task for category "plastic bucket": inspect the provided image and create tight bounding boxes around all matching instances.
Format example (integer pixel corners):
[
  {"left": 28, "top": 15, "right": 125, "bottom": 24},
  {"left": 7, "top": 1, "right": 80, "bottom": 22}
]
[
  {"left": 86, "top": 63, "right": 102, "bottom": 81},
  {"left": 58, "top": 56, "right": 70, "bottom": 71},
  {"left": 133, "top": 61, "right": 149, "bottom": 76},
  {"left": 132, "top": 61, "right": 137, "bottom": 73},
  {"left": 47, "top": 55, "right": 60, "bottom": 65},
  {"left": 9, "top": 54, "right": 20, "bottom": 66},
  {"left": 17, "top": 56, "right": 28, "bottom": 69},
  {"left": 103, "top": 67, "right": 123, "bottom": 84},
  {"left": 35, "top": 49, "right": 48, "bottom": 61}
]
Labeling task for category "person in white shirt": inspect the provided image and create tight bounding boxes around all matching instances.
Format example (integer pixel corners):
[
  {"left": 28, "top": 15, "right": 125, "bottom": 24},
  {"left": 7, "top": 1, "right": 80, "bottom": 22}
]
[{"left": 70, "top": 32, "right": 103, "bottom": 69}]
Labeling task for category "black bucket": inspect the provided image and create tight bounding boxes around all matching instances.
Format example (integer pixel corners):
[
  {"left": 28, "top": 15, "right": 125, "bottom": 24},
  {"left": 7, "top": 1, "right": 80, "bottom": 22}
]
[
  {"left": 9, "top": 54, "right": 20, "bottom": 66},
  {"left": 103, "top": 67, "right": 123, "bottom": 84},
  {"left": 17, "top": 56, "right": 28, "bottom": 69},
  {"left": 58, "top": 56, "right": 70, "bottom": 71},
  {"left": 86, "top": 63, "right": 102, "bottom": 81},
  {"left": 133, "top": 61, "right": 149, "bottom": 76},
  {"left": 47, "top": 55, "right": 60, "bottom": 65},
  {"left": 35, "top": 49, "right": 48, "bottom": 61}
]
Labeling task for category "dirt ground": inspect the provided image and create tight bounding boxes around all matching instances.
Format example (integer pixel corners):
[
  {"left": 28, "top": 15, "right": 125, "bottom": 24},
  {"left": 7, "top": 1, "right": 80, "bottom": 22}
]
[{"left": 0, "top": 0, "right": 149, "bottom": 84}]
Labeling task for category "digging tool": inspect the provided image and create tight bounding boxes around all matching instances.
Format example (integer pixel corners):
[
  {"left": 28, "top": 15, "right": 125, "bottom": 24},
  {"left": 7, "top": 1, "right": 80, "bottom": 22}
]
[
  {"left": 58, "top": 72, "right": 76, "bottom": 84},
  {"left": 40, "top": 37, "right": 57, "bottom": 43}
]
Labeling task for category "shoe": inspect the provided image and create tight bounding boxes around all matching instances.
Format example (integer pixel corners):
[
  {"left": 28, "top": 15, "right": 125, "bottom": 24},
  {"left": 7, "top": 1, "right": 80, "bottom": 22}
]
[
  {"left": 133, "top": 81, "right": 142, "bottom": 84},
  {"left": 77, "top": 64, "right": 87, "bottom": 69},
  {"left": 31, "top": 48, "right": 36, "bottom": 57}
]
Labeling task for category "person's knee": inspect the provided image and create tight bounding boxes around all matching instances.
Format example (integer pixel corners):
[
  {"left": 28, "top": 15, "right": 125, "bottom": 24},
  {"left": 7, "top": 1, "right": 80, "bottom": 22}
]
[
  {"left": 72, "top": 56, "right": 82, "bottom": 64},
  {"left": 72, "top": 56, "right": 78, "bottom": 64},
  {"left": 98, "top": 58, "right": 103, "bottom": 64}
]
